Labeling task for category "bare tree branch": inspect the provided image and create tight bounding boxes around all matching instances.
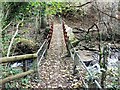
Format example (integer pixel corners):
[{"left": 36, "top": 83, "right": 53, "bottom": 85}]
[
  {"left": 7, "top": 18, "right": 24, "bottom": 57},
  {"left": 2, "top": 21, "right": 12, "bottom": 31},
  {"left": 70, "top": 2, "right": 92, "bottom": 8},
  {"left": 93, "top": 5, "right": 119, "bottom": 20}
]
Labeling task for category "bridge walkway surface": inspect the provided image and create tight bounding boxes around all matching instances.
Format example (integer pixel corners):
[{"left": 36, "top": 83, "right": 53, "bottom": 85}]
[{"left": 38, "top": 22, "right": 80, "bottom": 88}]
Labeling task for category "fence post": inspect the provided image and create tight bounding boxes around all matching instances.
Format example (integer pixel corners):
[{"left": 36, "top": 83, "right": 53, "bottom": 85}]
[
  {"left": 73, "top": 52, "right": 77, "bottom": 75},
  {"left": 23, "top": 60, "right": 28, "bottom": 72},
  {"left": 47, "top": 22, "right": 53, "bottom": 49},
  {"left": 73, "top": 51, "right": 81, "bottom": 75},
  {"left": 62, "top": 21, "right": 71, "bottom": 56},
  {"left": 44, "top": 41, "right": 48, "bottom": 58}
]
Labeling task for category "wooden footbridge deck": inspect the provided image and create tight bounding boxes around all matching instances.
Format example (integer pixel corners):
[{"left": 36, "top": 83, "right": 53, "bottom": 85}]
[{"left": 0, "top": 21, "right": 102, "bottom": 89}]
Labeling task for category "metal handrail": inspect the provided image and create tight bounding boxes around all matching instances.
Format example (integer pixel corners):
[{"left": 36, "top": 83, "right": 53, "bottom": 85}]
[
  {"left": 68, "top": 40, "right": 102, "bottom": 89},
  {"left": 62, "top": 21, "right": 102, "bottom": 88},
  {"left": 38, "top": 48, "right": 47, "bottom": 66},
  {"left": 36, "top": 39, "right": 48, "bottom": 56}
]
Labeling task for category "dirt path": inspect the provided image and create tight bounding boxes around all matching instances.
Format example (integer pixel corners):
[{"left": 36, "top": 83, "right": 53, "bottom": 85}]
[{"left": 38, "top": 22, "right": 77, "bottom": 88}]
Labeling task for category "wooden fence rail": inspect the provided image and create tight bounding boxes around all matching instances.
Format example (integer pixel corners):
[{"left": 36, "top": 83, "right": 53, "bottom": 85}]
[
  {"left": 0, "top": 54, "right": 37, "bottom": 64},
  {"left": 0, "top": 70, "right": 35, "bottom": 84},
  {"left": 0, "top": 22, "right": 54, "bottom": 85}
]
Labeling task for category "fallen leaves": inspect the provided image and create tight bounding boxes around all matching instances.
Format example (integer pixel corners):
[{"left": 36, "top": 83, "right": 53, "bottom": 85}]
[{"left": 37, "top": 24, "right": 84, "bottom": 88}]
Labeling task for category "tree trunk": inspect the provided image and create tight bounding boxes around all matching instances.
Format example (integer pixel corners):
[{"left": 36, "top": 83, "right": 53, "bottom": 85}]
[
  {"left": 41, "top": 16, "right": 47, "bottom": 29},
  {"left": 0, "top": 70, "right": 35, "bottom": 84},
  {"left": 0, "top": 54, "right": 37, "bottom": 63},
  {"left": 40, "top": 2, "right": 47, "bottom": 29},
  {"left": 36, "top": 11, "right": 41, "bottom": 35},
  {"left": 0, "top": 3, "right": 3, "bottom": 56},
  {"left": 101, "top": 46, "right": 108, "bottom": 88},
  {"left": 118, "top": 1, "right": 120, "bottom": 35}
]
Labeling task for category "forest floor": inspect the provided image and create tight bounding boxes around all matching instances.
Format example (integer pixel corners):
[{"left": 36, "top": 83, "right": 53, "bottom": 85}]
[{"left": 38, "top": 20, "right": 82, "bottom": 88}]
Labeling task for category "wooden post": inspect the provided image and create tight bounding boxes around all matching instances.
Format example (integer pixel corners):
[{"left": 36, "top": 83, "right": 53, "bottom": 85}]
[
  {"left": 73, "top": 53, "right": 79, "bottom": 75},
  {"left": 23, "top": 60, "right": 28, "bottom": 72},
  {"left": 66, "top": 37, "right": 70, "bottom": 56},
  {"left": 62, "top": 22, "right": 70, "bottom": 56},
  {"left": 47, "top": 22, "right": 53, "bottom": 49}
]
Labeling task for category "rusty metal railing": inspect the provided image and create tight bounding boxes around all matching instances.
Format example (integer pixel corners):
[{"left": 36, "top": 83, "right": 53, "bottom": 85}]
[{"left": 62, "top": 21, "right": 102, "bottom": 89}]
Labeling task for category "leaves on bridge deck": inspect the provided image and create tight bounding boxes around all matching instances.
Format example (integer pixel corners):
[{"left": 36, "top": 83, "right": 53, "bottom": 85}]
[{"left": 38, "top": 23, "right": 83, "bottom": 88}]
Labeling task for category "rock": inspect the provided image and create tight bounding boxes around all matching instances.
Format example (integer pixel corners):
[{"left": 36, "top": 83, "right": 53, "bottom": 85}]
[
  {"left": 73, "top": 79, "right": 78, "bottom": 82},
  {"left": 83, "top": 60, "right": 92, "bottom": 66},
  {"left": 118, "top": 56, "right": 120, "bottom": 61},
  {"left": 11, "top": 62, "right": 23, "bottom": 67},
  {"left": 13, "top": 38, "right": 38, "bottom": 55}
]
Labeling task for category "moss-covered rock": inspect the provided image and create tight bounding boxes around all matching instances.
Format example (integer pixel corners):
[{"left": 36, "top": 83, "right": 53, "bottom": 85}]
[{"left": 12, "top": 38, "right": 38, "bottom": 55}]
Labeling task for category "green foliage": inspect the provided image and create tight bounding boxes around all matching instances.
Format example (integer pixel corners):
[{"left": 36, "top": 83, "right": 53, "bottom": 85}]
[
  {"left": 85, "top": 34, "right": 91, "bottom": 43},
  {"left": 2, "top": 33, "right": 12, "bottom": 56},
  {"left": 1, "top": 2, "right": 37, "bottom": 56},
  {"left": 2, "top": 2, "right": 28, "bottom": 27},
  {"left": 1, "top": 65, "right": 33, "bottom": 88},
  {"left": 1, "top": 2, "right": 67, "bottom": 28},
  {"left": 21, "top": 78, "right": 29, "bottom": 85},
  {"left": 45, "top": 2, "right": 65, "bottom": 15},
  {"left": 1, "top": 66, "right": 22, "bottom": 79}
]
